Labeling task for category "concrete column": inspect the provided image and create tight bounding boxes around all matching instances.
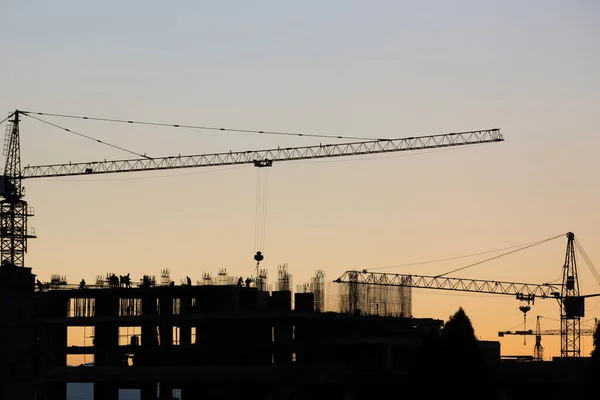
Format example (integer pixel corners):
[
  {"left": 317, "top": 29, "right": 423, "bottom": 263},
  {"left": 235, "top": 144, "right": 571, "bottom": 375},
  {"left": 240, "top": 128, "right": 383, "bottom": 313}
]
[
  {"left": 94, "top": 293, "right": 120, "bottom": 367},
  {"left": 141, "top": 294, "right": 158, "bottom": 348},
  {"left": 179, "top": 294, "right": 192, "bottom": 346},
  {"left": 37, "top": 382, "right": 67, "bottom": 400},
  {"left": 140, "top": 383, "right": 157, "bottom": 400},
  {"left": 39, "top": 296, "right": 68, "bottom": 399},
  {"left": 181, "top": 385, "right": 201, "bottom": 400},
  {"left": 0, "top": 266, "right": 37, "bottom": 400},
  {"left": 159, "top": 294, "right": 173, "bottom": 346},
  {"left": 271, "top": 291, "right": 293, "bottom": 364},
  {"left": 159, "top": 382, "right": 174, "bottom": 400},
  {"left": 93, "top": 383, "right": 118, "bottom": 400}
]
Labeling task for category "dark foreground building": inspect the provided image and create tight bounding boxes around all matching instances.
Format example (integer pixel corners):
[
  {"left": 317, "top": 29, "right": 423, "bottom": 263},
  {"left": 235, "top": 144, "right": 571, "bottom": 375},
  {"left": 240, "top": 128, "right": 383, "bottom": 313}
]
[
  {"left": 1, "top": 263, "right": 443, "bottom": 399},
  {"left": 0, "top": 263, "right": 594, "bottom": 399}
]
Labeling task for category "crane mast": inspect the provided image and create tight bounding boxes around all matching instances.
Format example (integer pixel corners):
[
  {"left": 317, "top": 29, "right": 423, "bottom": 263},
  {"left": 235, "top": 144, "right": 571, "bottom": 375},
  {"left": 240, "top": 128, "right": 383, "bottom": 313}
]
[
  {"left": 534, "top": 315, "right": 543, "bottom": 361},
  {"left": 0, "top": 110, "right": 35, "bottom": 267},
  {"left": 561, "top": 232, "right": 581, "bottom": 357},
  {"left": 0, "top": 109, "right": 503, "bottom": 269},
  {"left": 498, "top": 315, "right": 598, "bottom": 361}
]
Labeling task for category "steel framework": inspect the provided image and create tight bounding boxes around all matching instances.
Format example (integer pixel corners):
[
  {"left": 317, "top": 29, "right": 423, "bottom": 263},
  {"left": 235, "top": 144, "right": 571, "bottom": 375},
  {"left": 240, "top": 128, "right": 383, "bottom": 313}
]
[
  {"left": 534, "top": 315, "right": 543, "bottom": 361},
  {"left": 334, "top": 233, "right": 600, "bottom": 358},
  {"left": 20, "top": 128, "right": 503, "bottom": 179},
  {"left": 560, "top": 232, "right": 581, "bottom": 357},
  {"left": 498, "top": 315, "right": 598, "bottom": 361},
  {"left": 0, "top": 113, "right": 35, "bottom": 267},
  {"left": 334, "top": 270, "right": 561, "bottom": 300}
]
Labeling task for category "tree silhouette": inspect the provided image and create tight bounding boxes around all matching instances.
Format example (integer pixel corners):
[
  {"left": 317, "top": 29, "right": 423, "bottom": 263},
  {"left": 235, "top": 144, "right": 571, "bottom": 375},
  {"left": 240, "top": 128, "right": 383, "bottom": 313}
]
[
  {"left": 439, "top": 307, "right": 493, "bottom": 399},
  {"left": 441, "top": 307, "right": 479, "bottom": 354},
  {"left": 592, "top": 321, "right": 599, "bottom": 358},
  {"left": 585, "top": 322, "right": 600, "bottom": 395}
]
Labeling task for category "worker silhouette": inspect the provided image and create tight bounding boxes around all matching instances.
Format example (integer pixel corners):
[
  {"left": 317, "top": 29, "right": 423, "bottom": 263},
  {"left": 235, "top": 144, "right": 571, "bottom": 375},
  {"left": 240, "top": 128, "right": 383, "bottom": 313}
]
[
  {"left": 186, "top": 276, "right": 192, "bottom": 286},
  {"left": 237, "top": 277, "right": 243, "bottom": 287},
  {"left": 245, "top": 277, "right": 252, "bottom": 288},
  {"left": 79, "top": 279, "right": 86, "bottom": 289},
  {"left": 119, "top": 273, "right": 131, "bottom": 288}
]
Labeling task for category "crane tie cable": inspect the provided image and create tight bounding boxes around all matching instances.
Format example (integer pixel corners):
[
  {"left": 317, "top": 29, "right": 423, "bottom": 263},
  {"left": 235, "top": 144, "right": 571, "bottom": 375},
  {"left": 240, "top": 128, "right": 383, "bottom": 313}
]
[
  {"left": 21, "top": 110, "right": 378, "bottom": 141},
  {"left": 574, "top": 239, "right": 600, "bottom": 288},
  {"left": 435, "top": 233, "right": 565, "bottom": 278},
  {"left": 369, "top": 237, "right": 567, "bottom": 271},
  {"left": 0, "top": 113, "right": 14, "bottom": 126},
  {"left": 22, "top": 113, "right": 152, "bottom": 160}
]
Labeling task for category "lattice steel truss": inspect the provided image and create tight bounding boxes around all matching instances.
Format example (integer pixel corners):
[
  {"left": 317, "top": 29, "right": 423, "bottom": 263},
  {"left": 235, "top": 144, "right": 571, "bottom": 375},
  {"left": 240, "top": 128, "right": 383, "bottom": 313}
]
[
  {"left": 20, "top": 129, "right": 503, "bottom": 179},
  {"left": 335, "top": 271, "right": 561, "bottom": 301},
  {"left": 337, "top": 271, "right": 412, "bottom": 317},
  {"left": 560, "top": 232, "right": 581, "bottom": 357},
  {"left": 0, "top": 112, "right": 35, "bottom": 267}
]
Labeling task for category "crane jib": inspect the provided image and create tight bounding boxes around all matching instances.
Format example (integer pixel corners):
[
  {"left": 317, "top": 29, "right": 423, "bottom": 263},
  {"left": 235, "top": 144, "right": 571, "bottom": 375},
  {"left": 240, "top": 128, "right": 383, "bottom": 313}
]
[
  {"left": 20, "top": 129, "right": 503, "bottom": 179},
  {"left": 333, "top": 270, "right": 562, "bottom": 299}
]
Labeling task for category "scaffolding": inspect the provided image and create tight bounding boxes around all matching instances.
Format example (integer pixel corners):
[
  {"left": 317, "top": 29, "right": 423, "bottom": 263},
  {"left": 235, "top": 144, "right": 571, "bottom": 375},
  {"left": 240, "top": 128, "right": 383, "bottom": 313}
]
[
  {"left": 400, "top": 277, "right": 412, "bottom": 318},
  {"left": 325, "top": 281, "right": 341, "bottom": 312},
  {"left": 276, "top": 264, "right": 292, "bottom": 292},
  {"left": 337, "top": 273, "right": 412, "bottom": 317},
  {"left": 197, "top": 269, "right": 238, "bottom": 286},
  {"left": 95, "top": 275, "right": 105, "bottom": 287},
  {"left": 255, "top": 268, "right": 269, "bottom": 292},
  {"left": 160, "top": 269, "right": 171, "bottom": 286},
  {"left": 297, "top": 270, "right": 326, "bottom": 312},
  {"left": 199, "top": 272, "right": 213, "bottom": 286},
  {"left": 311, "top": 270, "right": 325, "bottom": 312}
]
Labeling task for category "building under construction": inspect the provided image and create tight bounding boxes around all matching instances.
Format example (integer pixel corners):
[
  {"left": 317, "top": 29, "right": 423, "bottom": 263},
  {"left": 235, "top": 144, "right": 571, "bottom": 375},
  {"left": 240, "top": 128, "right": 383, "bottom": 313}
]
[
  {"left": 0, "top": 263, "right": 440, "bottom": 400},
  {"left": 2, "top": 261, "right": 598, "bottom": 399},
  {"left": 0, "top": 113, "right": 518, "bottom": 399}
]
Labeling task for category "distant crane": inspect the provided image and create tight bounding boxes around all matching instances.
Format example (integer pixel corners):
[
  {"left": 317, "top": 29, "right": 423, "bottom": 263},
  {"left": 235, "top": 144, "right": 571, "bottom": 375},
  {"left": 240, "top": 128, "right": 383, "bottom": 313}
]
[
  {"left": 498, "top": 315, "right": 599, "bottom": 361},
  {"left": 334, "top": 232, "right": 600, "bottom": 357},
  {"left": 0, "top": 109, "right": 503, "bottom": 270}
]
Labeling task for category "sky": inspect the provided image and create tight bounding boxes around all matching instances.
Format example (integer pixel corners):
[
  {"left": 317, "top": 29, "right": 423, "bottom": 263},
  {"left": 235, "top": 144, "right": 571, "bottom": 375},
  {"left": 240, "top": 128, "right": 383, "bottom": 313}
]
[{"left": 1, "top": 0, "right": 600, "bottom": 361}]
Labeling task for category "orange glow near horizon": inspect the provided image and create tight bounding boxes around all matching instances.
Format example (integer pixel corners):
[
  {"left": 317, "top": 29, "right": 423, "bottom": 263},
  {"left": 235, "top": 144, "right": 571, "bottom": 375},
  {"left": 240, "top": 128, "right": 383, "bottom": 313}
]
[{"left": 4, "top": 0, "right": 599, "bottom": 366}]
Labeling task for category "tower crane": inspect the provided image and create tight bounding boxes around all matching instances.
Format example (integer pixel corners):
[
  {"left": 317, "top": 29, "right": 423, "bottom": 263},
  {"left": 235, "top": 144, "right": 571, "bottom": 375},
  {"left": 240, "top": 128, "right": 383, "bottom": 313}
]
[
  {"left": 334, "top": 232, "right": 600, "bottom": 358},
  {"left": 498, "top": 315, "right": 599, "bottom": 361},
  {"left": 0, "top": 109, "right": 503, "bottom": 270}
]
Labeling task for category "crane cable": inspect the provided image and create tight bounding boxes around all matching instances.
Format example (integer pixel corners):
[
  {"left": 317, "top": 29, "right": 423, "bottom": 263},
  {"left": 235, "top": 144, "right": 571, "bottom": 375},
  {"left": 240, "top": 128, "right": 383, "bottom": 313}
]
[
  {"left": 0, "top": 113, "right": 14, "bottom": 126},
  {"left": 574, "top": 239, "right": 600, "bottom": 289},
  {"left": 22, "top": 113, "right": 151, "bottom": 159},
  {"left": 370, "top": 236, "right": 567, "bottom": 271},
  {"left": 435, "top": 233, "right": 565, "bottom": 278},
  {"left": 21, "top": 110, "right": 378, "bottom": 141},
  {"left": 254, "top": 168, "right": 270, "bottom": 255},
  {"left": 505, "top": 316, "right": 598, "bottom": 333},
  {"left": 585, "top": 298, "right": 600, "bottom": 312}
]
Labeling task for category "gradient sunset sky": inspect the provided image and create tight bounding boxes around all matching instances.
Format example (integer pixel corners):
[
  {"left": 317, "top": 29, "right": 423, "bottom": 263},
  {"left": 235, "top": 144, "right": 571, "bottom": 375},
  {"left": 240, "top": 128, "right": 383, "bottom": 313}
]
[{"left": 2, "top": 0, "right": 599, "bottom": 359}]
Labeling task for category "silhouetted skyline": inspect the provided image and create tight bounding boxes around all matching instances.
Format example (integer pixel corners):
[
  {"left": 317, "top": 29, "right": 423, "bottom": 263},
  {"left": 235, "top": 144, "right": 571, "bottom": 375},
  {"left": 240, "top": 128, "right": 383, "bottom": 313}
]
[{"left": 1, "top": 0, "right": 599, "bottom": 360}]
